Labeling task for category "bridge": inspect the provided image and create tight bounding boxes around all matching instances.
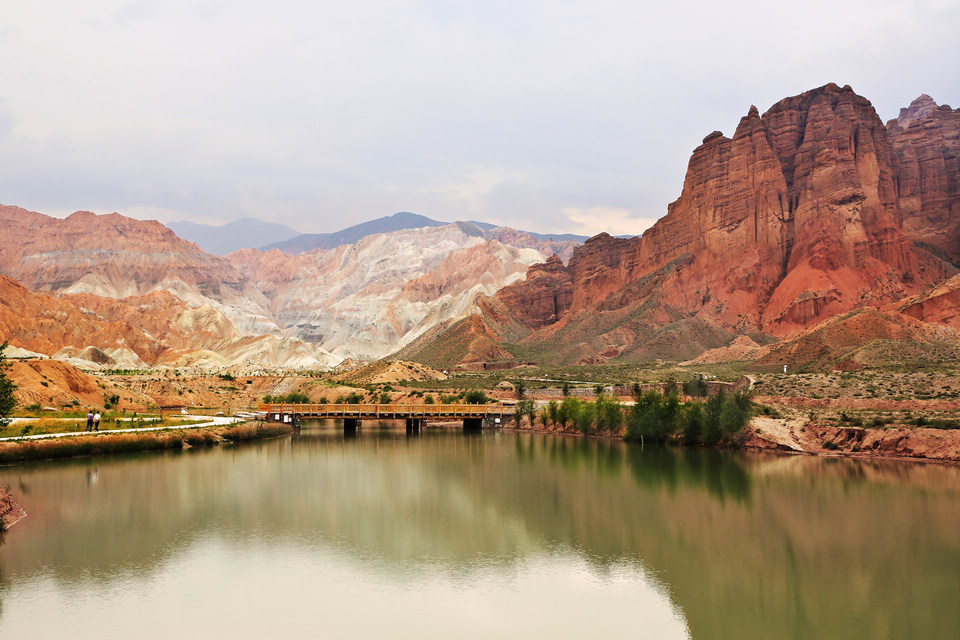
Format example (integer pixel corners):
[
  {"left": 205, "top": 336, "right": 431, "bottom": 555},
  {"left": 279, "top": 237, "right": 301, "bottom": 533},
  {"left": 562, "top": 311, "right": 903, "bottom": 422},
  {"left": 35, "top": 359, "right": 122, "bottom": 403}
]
[{"left": 258, "top": 402, "right": 514, "bottom": 432}]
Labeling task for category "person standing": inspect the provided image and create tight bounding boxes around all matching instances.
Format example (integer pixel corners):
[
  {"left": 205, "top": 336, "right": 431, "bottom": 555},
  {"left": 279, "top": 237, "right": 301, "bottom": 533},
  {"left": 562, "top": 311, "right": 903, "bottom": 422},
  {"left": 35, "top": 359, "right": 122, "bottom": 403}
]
[
  {"left": 86, "top": 410, "right": 94, "bottom": 432},
  {"left": 93, "top": 411, "right": 101, "bottom": 432}
]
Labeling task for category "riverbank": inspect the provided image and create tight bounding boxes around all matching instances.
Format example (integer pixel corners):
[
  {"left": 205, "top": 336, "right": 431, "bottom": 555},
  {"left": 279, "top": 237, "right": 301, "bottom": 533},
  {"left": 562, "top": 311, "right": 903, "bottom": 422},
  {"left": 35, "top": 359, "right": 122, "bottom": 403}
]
[
  {"left": 742, "top": 415, "right": 960, "bottom": 463},
  {"left": 507, "top": 415, "right": 960, "bottom": 463},
  {"left": 0, "top": 421, "right": 295, "bottom": 465},
  {"left": 0, "top": 486, "right": 26, "bottom": 531}
]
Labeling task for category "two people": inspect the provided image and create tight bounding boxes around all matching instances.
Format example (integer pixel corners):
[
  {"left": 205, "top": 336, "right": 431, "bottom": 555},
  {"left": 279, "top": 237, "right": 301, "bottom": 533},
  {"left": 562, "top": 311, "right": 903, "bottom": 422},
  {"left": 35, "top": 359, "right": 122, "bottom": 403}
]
[{"left": 85, "top": 410, "right": 101, "bottom": 432}]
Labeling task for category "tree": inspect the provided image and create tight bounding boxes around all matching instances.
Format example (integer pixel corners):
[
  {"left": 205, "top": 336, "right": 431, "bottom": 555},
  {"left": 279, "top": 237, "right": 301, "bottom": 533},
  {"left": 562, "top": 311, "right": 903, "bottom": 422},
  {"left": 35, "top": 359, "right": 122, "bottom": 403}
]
[
  {"left": 515, "top": 399, "right": 536, "bottom": 426},
  {"left": 514, "top": 379, "right": 526, "bottom": 399},
  {"left": 464, "top": 389, "right": 490, "bottom": 404},
  {"left": 0, "top": 342, "right": 17, "bottom": 426}
]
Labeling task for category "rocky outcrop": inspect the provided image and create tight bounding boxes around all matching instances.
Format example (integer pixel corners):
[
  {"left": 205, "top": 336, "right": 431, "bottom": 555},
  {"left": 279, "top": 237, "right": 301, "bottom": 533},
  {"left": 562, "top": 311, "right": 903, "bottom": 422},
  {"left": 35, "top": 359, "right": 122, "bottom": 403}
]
[
  {"left": 434, "top": 84, "right": 958, "bottom": 366},
  {"left": 494, "top": 254, "right": 573, "bottom": 329},
  {"left": 887, "top": 95, "right": 960, "bottom": 265},
  {"left": 897, "top": 274, "right": 960, "bottom": 329},
  {"left": 0, "top": 487, "right": 26, "bottom": 531}
]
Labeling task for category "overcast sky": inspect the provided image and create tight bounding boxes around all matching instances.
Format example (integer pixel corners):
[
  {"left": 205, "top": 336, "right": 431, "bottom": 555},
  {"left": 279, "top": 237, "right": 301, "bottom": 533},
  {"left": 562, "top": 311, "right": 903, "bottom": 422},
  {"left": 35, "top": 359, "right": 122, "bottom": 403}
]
[{"left": 1, "top": 1, "right": 958, "bottom": 237}]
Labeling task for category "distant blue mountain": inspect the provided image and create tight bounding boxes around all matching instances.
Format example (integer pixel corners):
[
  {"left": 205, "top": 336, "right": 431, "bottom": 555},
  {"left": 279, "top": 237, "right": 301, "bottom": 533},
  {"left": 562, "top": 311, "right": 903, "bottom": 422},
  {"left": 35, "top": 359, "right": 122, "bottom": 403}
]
[
  {"left": 168, "top": 218, "right": 301, "bottom": 255},
  {"left": 260, "top": 212, "right": 446, "bottom": 253},
  {"left": 261, "top": 212, "right": 590, "bottom": 254}
]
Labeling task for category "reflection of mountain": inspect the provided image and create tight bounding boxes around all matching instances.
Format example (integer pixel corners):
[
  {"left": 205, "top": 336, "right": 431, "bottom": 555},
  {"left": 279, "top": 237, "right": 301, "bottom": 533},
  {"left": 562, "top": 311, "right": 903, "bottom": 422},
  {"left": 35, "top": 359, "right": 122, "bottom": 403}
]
[{"left": 0, "top": 431, "right": 957, "bottom": 638}]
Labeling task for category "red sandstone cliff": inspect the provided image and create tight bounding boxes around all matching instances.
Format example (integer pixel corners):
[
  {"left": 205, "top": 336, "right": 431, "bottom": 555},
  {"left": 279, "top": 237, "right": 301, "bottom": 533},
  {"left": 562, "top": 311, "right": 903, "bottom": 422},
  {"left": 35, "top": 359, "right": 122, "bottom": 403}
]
[
  {"left": 421, "top": 84, "right": 958, "bottom": 366},
  {"left": 887, "top": 95, "right": 960, "bottom": 264}
]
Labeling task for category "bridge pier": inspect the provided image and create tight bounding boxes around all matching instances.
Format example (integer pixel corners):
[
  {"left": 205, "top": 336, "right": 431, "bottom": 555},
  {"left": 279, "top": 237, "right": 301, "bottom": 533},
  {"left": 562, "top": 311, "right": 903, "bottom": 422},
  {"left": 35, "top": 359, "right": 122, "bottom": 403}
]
[
  {"left": 344, "top": 418, "right": 360, "bottom": 432},
  {"left": 463, "top": 417, "right": 483, "bottom": 432},
  {"left": 405, "top": 418, "right": 422, "bottom": 434}
]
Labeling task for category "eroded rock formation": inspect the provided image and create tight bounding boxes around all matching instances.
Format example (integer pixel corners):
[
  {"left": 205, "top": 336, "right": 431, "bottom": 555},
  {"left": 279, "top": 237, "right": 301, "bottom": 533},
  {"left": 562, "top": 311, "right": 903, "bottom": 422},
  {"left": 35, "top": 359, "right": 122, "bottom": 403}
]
[{"left": 414, "top": 84, "right": 959, "bottom": 366}]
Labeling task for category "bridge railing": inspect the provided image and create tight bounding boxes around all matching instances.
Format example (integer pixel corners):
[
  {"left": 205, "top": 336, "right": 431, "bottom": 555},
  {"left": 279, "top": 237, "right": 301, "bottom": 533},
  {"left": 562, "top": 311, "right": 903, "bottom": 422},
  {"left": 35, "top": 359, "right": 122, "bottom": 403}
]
[{"left": 257, "top": 402, "right": 514, "bottom": 418}]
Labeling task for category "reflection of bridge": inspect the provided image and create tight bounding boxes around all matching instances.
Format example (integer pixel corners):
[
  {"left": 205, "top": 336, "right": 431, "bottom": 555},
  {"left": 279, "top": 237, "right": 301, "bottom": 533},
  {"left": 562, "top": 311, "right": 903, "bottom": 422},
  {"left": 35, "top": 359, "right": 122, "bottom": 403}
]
[{"left": 259, "top": 403, "right": 514, "bottom": 432}]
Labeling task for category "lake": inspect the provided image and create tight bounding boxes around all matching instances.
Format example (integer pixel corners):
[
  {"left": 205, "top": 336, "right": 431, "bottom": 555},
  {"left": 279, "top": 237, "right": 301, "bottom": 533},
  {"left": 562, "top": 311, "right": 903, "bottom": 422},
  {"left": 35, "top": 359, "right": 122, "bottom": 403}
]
[{"left": 0, "top": 421, "right": 957, "bottom": 639}]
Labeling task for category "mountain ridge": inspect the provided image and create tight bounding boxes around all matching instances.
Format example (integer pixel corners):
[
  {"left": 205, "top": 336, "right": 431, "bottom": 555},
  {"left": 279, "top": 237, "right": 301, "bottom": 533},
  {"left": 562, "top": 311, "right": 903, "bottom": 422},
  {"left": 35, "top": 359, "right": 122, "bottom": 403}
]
[
  {"left": 402, "top": 85, "right": 960, "bottom": 369},
  {"left": 167, "top": 217, "right": 302, "bottom": 256}
]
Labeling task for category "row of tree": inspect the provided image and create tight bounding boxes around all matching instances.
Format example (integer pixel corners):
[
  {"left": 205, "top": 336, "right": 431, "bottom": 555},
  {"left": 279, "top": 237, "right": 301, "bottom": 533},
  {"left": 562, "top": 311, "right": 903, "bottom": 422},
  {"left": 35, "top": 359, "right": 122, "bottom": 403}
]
[
  {"left": 263, "top": 389, "right": 493, "bottom": 406},
  {"left": 516, "top": 386, "right": 752, "bottom": 446}
]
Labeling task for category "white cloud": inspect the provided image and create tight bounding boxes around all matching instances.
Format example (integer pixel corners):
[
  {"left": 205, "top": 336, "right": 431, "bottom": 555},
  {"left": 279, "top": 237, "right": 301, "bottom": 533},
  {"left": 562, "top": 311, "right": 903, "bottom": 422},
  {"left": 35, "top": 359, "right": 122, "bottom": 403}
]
[
  {"left": 0, "top": 0, "right": 957, "bottom": 234},
  {"left": 420, "top": 166, "right": 535, "bottom": 216},
  {"left": 561, "top": 207, "right": 657, "bottom": 238}
]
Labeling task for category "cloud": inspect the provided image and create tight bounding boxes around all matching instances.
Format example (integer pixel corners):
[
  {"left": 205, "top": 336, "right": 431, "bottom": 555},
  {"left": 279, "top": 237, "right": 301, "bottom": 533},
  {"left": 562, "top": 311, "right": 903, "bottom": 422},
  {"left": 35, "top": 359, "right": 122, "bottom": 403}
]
[
  {"left": 561, "top": 207, "right": 657, "bottom": 238},
  {"left": 419, "top": 165, "right": 536, "bottom": 216},
  {"left": 0, "top": 0, "right": 957, "bottom": 235}
]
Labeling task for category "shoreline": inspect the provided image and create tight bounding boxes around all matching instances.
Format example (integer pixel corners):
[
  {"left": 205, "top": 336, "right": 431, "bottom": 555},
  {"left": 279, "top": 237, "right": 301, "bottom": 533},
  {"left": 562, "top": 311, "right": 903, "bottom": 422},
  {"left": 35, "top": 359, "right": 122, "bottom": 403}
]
[
  {"left": 504, "top": 418, "right": 960, "bottom": 464},
  {"left": 0, "top": 421, "right": 294, "bottom": 466},
  {"left": 0, "top": 486, "right": 26, "bottom": 531}
]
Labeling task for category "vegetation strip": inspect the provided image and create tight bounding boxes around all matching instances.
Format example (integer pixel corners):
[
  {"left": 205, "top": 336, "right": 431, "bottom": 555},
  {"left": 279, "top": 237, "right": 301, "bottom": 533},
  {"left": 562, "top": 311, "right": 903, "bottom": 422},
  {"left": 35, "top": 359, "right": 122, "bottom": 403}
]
[
  {"left": 0, "top": 422, "right": 294, "bottom": 465},
  {"left": 0, "top": 416, "right": 242, "bottom": 441}
]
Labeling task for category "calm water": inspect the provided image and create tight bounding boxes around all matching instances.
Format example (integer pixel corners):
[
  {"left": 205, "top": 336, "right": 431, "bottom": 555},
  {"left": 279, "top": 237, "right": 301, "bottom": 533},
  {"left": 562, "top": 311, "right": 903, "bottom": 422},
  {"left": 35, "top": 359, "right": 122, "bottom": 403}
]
[{"left": 0, "top": 422, "right": 957, "bottom": 639}]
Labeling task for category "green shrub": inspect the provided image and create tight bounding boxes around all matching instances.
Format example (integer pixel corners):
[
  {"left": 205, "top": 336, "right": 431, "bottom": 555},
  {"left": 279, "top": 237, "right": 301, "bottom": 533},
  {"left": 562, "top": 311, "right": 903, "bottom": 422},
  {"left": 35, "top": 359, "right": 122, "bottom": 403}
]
[
  {"left": 625, "top": 389, "right": 680, "bottom": 443},
  {"left": 573, "top": 402, "right": 596, "bottom": 434},
  {"left": 463, "top": 390, "right": 489, "bottom": 404},
  {"left": 682, "top": 376, "right": 708, "bottom": 397}
]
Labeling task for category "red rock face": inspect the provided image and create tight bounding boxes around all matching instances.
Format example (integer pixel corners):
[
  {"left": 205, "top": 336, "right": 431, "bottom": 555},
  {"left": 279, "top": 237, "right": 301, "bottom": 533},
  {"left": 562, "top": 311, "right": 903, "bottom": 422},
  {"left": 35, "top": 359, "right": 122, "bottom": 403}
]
[
  {"left": 887, "top": 95, "right": 960, "bottom": 264},
  {"left": 494, "top": 254, "right": 574, "bottom": 329},
  {"left": 481, "top": 84, "right": 957, "bottom": 362},
  {"left": 0, "top": 205, "right": 233, "bottom": 298}
]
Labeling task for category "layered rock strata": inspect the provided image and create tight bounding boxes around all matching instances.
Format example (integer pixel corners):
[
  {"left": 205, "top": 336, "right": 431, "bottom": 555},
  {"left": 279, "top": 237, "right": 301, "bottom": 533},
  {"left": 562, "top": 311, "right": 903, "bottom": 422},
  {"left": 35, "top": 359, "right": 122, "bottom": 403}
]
[{"left": 418, "top": 84, "right": 959, "bottom": 366}]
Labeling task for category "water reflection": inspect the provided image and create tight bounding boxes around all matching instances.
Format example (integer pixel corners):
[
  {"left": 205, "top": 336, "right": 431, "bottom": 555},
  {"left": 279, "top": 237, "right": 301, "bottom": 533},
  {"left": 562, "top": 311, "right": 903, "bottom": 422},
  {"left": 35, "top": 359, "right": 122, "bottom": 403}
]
[{"left": 0, "top": 422, "right": 956, "bottom": 639}]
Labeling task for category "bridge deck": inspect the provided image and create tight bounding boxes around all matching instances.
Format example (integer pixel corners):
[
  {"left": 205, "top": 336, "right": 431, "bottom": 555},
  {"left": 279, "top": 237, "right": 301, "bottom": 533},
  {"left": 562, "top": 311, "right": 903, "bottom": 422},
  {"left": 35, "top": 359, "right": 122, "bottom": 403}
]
[{"left": 258, "top": 402, "right": 514, "bottom": 420}]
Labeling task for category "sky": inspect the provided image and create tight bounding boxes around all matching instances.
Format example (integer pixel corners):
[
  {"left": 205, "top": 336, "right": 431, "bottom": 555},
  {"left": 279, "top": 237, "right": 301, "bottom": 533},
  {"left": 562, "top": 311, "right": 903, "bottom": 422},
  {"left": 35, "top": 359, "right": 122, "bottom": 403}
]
[{"left": 1, "top": 1, "right": 958, "bottom": 238}]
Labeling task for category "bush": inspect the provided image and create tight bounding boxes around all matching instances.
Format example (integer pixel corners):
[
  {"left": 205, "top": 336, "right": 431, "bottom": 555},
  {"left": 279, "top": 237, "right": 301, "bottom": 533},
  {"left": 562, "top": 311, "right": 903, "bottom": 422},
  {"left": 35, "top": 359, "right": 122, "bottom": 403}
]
[
  {"left": 547, "top": 400, "right": 559, "bottom": 426},
  {"left": 463, "top": 390, "right": 490, "bottom": 404},
  {"left": 624, "top": 389, "right": 680, "bottom": 443},
  {"left": 573, "top": 402, "right": 596, "bottom": 434},
  {"left": 624, "top": 387, "right": 753, "bottom": 446},
  {"left": 265, "top": 391, "right": 311, "bottom": 404},
  {"left": 682, "top": 376, "right": 708, "bottom": 397},
  {"left": 558, "top": 396, "right": 577, "bottom": 429},
  {"left": 598, "top": 395, "right": 623, "bottom": 433},
  {"left": 0, "top": 342, "right": 16, "bottom": 426},
  {"left": 682, "top": 403, "right": 704, "bottom": 444}
]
